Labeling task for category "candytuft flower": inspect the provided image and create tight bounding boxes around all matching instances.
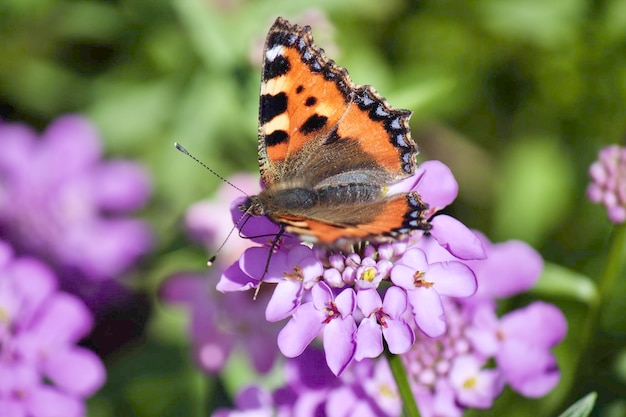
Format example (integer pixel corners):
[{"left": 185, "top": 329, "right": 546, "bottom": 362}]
[
  {"left": 0, "top": 239, "right": 105, "bottom": 416},
  {"left": 213, "top": 234, "right": 566, "bottom": 417},
  {"left": 587, "top": 144, "right": 626, "bottom": 223}
]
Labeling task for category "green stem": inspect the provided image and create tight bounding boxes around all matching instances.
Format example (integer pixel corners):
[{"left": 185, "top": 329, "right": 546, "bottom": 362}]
[
  {"left": 584, "top": 222, "right": 626, "bottom": 343},
  {"left": 386, "top": 350, "right": 421, "bottom": 417},
  {"left": 598, "top": 222, "right": 626, "bottom": 307}
]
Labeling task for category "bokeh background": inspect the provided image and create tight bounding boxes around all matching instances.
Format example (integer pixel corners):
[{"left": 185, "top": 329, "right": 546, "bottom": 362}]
[{"left": 1, "top": 0, "right": 626, "bottom": 416}]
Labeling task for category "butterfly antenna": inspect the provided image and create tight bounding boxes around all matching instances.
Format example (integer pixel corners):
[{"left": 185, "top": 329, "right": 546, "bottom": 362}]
[
  {"left": 174, "top": 142, "right": 248, "bottom": 196},
  {"left": 206, "top": 210, "right": 251, "bottom": 267}
]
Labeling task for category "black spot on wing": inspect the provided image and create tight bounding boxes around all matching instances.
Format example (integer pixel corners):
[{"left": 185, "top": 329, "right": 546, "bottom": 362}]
[
  {"left": 305, "top": 97, "right": 317, "bottom": 106},
  {"left": 260, "top": 93, "right": 288, "bottom": 125},
  {"left": 296, "top": 85, "right": 304, "bottom": 94},
  {"left": 265, "top": 130, "right": 289, "bottom": 146},
  {"left": 263, "top": 56, "right": 290, "bottom": 80},
  {"left": 300, "top": 114, "right": 328, "bottom": 134}
]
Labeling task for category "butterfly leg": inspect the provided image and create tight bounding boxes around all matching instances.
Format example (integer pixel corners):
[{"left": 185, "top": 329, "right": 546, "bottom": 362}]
[{"left": 253, "top": 226, "right": 286, "bottom": 300}]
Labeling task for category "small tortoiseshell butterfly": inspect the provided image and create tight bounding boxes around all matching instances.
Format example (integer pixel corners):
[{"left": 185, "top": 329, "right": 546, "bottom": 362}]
[{"left": 240, "top": 17, "right": 431, "bottom": 247}]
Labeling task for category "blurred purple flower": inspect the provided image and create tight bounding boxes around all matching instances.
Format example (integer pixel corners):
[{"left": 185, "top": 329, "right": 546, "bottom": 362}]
[
  {"left": 587, "top": 144, "right": 626, "bottom": 222},
  {"left": 0, "top": 115, "right": 152, "bottom": 304},
  {"left": 467, "top": 301, "right": 566, "bottom": 397},
  {"left": 0, "top": 240, "right": 105, "bottom": 417},
  {"left": 160, "top": 271, "right": 281, "bottom": 374},
  {"left": 212, "top": 386, "right": 274, "bottom": 417},
  {"left": 448, "top": 355, "right": 502, "bottom": 408}
]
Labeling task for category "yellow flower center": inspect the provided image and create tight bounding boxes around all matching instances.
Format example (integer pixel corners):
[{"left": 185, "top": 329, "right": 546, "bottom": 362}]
[
  {"left": 463, "top": 376, "right": 477, "bottom": 389},
  {"left": 362, "top": 267, "right": 376, "bottom": 282}
]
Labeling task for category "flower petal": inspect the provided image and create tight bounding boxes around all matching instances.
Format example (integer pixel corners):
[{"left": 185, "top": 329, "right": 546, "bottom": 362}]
[
  {"left": 312, "top": 282, "right": 333, "bottom": 310},
  {"left": 500, "top": 302, "right": 567, "bottom": 348},
  {"left": 323, "top": 316, "right": 356, "bottom": 375},
  {"left": 469, "top": 239, "right": 544, "bottom": 299},
  {"left": 382, "top": 286, "right": 408, "bottom": 318},
  {"left": 497, "top": 341, "right": 560, "bottom": 397},
  {"left": 240, "top": 247, "right": 285, "bottom": 282},
  {"left": 430, "top": 215, "right": 486, "bottom": 260},
  {"left": 31, "top": 293, "right": 93, "bottom": 344},
  {"left": 92, "top": 160, "right": 151, "bottom": 212},
  {"left": 42, "top": 115, "right": 101, "bottom": 177},
  {"left": 27, "top": 385, "right": 84, "bottom": 417},
  {"left": 450, "top": 355, "right": 503, "bottom": 409},
  {"left": 159, "top": 273, "right": 205, "bottom": 304},
  {"left": 428, "top": 261, "right": 477, "bottom": 298},
  {"left": 382, "top": 318, "right": 414, "bottom": 354},
  {"left": 334, "top": 288, "right": 356, "bottom": 318},
  {"left": 397, "top": 248, "right": 429, "bottom": 270},
  {"left": 390, "top": 264, "right": 417, "bottom": 290},
  {"left": 355, "top": 317, "right": 383, "bottom": 360},
  {"left": 415, "top": 160, "right": 458, "bottom": 209},
  {"left": 356, "top": 288, "right": 382, "bottom": 316},
  {"left": 217, "top": 262, "right": 257, "bottom": 292},
  {"left": 265, "top": 280, "right": 302, "bottom": 322},
  {"left": 277, "top": 303, "right": 324, "bottom": 357},
  {"left": 407, "top": 288, "right": 446, "bottom": 337},
  {"left": 43, "top": 347, "right": 105, "bottom": 396}
]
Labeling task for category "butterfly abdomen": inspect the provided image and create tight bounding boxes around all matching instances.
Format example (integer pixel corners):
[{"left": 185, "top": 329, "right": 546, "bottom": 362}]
[{"left": 316, "top": 183, "right": 382, "bottom": 205}]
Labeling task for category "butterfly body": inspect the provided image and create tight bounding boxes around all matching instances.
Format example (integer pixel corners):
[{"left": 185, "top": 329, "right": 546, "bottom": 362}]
[{"left": 242, "top": 17, "right": 431, "bottom": 246}]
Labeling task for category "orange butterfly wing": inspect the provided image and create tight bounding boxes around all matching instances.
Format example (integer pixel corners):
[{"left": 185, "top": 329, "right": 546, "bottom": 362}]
[
  {"left": 258, "top": 18, "right": 416, "bottom": 187},
  {"left": 250, "top": 17, "right": 430, "bottom": 244}
]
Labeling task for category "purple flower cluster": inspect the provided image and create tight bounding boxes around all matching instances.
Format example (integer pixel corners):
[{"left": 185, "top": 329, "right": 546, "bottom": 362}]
[
  {"left": 0, "top": 115, "right": 152, "bottom": 304},
  {"left": 0, "top": 239, "right": 105, "bottom": 417},
  {"left": 587, "top": 144, "right": 626, "bottom": 223},
  {"left": 212, "top": 233, "right": 566, "bottom": 417},
  {"left": 218, "top": 161, "right": 487, "bottom": 375}
]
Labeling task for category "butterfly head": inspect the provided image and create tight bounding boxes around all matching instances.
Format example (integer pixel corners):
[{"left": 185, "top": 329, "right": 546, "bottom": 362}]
[{"left": 240, "top": 195, "right": 265, "bottom": 217}]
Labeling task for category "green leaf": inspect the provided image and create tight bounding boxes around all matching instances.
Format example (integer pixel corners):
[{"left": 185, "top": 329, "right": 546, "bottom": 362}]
[
  {"left": 532, "top": 262, "right": 598, "bottom": 304},
  {"left": 556, "top": 392, "right": 597, "bottom": 417}
]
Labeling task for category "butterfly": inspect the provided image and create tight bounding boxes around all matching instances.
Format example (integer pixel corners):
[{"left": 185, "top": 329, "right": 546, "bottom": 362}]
[{"left": 240, "top": 17, "right": 431, "bottom": 248}]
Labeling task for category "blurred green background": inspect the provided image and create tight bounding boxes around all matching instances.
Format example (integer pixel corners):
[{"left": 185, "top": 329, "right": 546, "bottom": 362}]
[{"left": 2, "top": 0, "right": 626, "bottom": 416}]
